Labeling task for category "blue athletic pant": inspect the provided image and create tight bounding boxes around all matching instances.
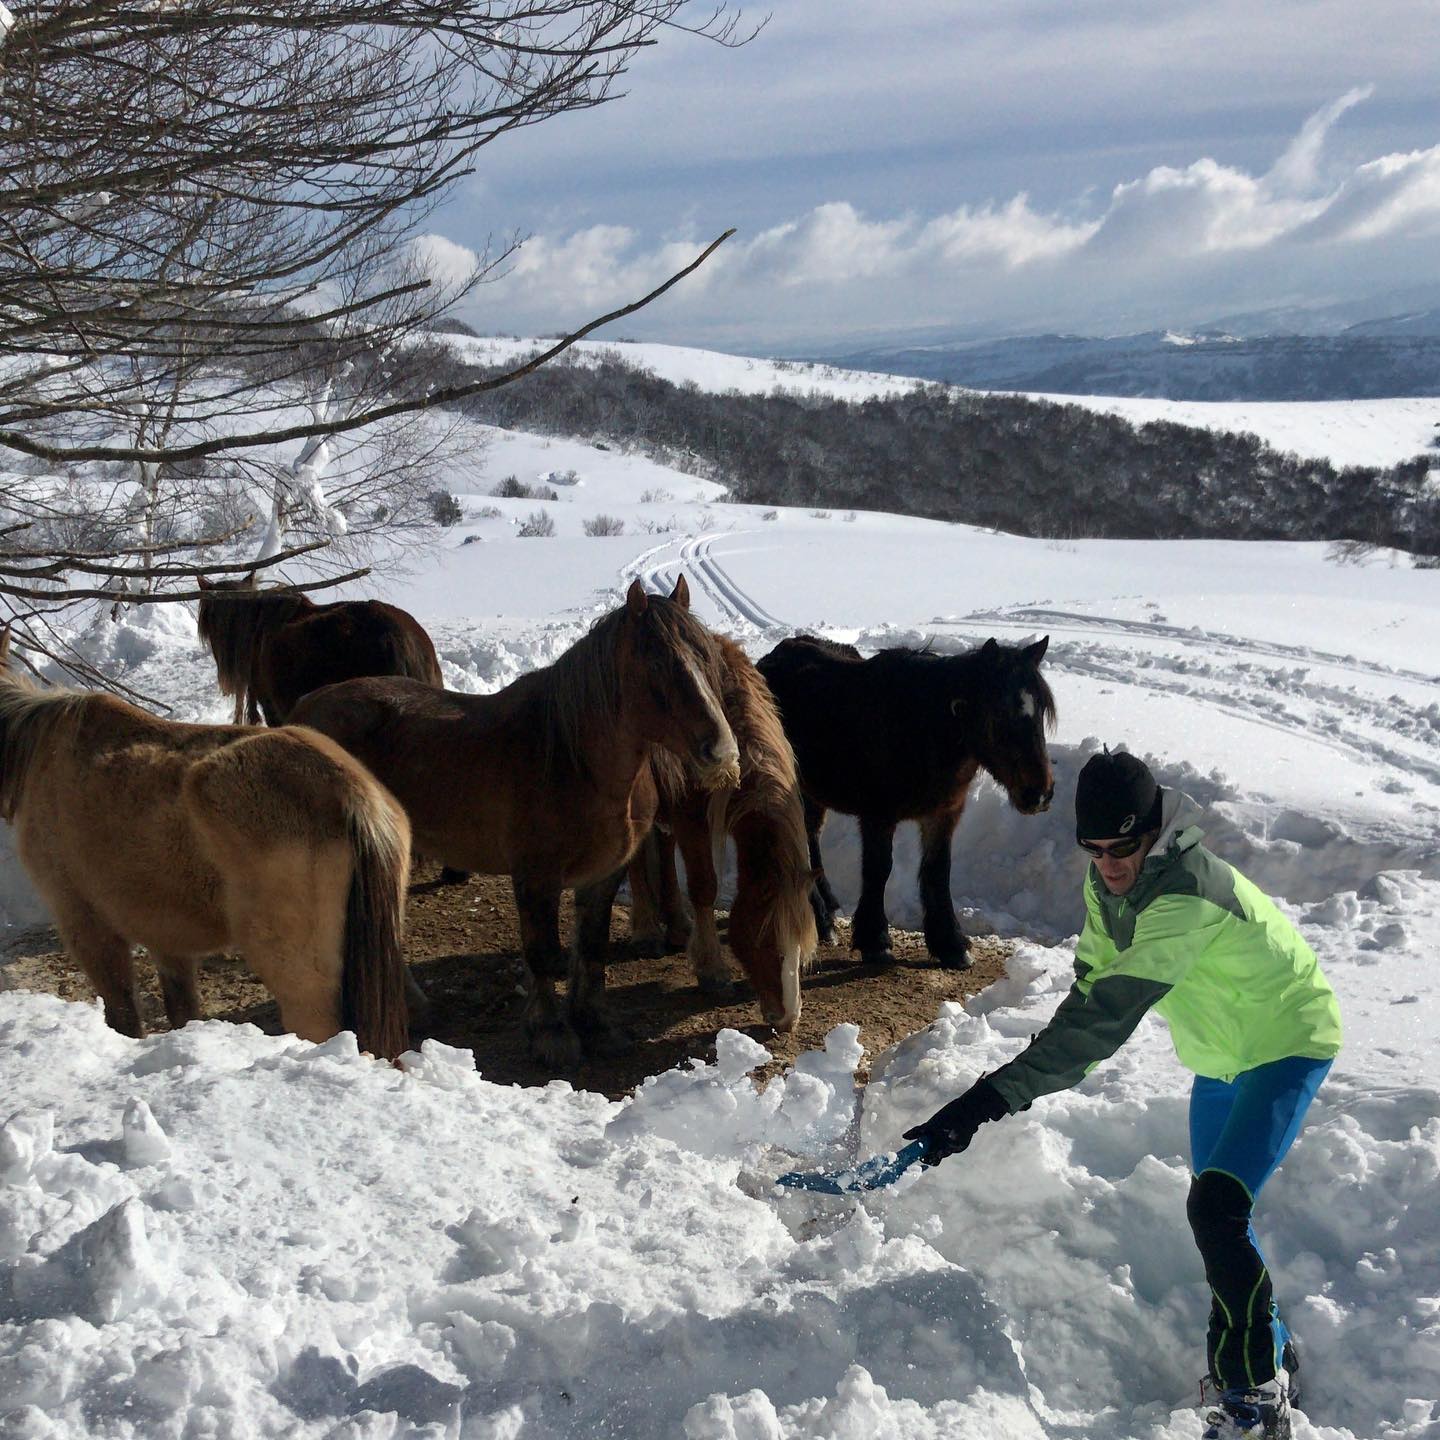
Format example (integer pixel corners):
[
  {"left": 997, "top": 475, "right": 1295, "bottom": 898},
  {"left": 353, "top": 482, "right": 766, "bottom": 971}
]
[{"left": 1186, "top": 1055, "right": 1332, "bottom": 1390}]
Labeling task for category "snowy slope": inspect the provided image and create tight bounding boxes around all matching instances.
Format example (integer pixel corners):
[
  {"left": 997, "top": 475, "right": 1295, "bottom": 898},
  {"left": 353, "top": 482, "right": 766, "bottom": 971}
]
[{"left": 3, "top": 349, "right": 1440, "bottom": 1439}]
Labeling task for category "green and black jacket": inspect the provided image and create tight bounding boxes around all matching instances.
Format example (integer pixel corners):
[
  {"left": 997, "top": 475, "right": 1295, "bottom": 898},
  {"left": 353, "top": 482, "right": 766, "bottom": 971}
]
[{"left": 987, "top": 792, "right": 1343, "bottom": 1115}]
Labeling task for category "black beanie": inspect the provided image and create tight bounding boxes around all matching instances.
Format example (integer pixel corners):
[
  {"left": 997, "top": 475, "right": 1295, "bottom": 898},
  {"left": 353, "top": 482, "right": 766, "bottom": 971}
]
[{"left": 1075, "top": 749, "right": 1163, "bottom": 841}]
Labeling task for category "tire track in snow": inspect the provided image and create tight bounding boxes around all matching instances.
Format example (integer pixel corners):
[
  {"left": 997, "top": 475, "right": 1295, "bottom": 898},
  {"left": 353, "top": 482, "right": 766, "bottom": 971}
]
[
  {"left": 624, "top": 534, "right": 787, "bottom": 633},
  {"left": 917, "top": 608, "right": 1440, "bottom": 800}
]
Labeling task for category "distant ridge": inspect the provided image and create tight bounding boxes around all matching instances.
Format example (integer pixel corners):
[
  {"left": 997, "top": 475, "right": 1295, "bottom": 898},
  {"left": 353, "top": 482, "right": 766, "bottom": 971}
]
[{"left": 812, "top": 330, "right": 1440, "bottom": 401}]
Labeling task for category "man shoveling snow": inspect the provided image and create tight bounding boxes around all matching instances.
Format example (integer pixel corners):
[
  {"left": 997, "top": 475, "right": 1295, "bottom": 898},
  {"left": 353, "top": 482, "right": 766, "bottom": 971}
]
[{"left": 903, "top": 748, "right": 1342, "bottom": 1440}]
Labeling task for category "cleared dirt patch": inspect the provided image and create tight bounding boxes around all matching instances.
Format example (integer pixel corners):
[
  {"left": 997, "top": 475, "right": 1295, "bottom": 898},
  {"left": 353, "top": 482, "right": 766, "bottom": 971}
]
[{"left": 2, "top": 867, "right": 1010, "bottom": 1099}]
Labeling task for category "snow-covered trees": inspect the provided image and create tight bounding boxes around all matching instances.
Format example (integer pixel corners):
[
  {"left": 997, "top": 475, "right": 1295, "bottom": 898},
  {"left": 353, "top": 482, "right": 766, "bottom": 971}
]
[{"left": 0, "top": 1, "right": 740, "bottom": 666}]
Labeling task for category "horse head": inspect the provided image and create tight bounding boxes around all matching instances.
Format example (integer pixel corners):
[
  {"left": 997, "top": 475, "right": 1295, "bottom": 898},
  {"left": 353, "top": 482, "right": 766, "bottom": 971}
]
[
  {"left": 621, "top": 577, "right": 739, "bottom": 791},
  {"left": 952, "top": 636, "right": 1055, "bottom": 814}
]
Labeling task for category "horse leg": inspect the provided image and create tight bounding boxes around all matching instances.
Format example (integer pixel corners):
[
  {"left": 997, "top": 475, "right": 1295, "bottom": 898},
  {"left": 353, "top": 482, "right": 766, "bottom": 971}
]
[
  {"left": 56, "top": 904, "right": 143, "bottom": 1038},
  {"left": 919, "top": 809, "right": 971, "bottom": 969},
  {"left": 512, "top": 876, "right": 581, "bottom": 1069},
  {"left": 150, "top": 952, "right": 202, "bottom": 1030},
  {"left": 232, "top": 844, "right": 350, "bottom": 1045},
  {"left": 674, "top": 812, "right": 732, "bottom": 996},
  {"left": 804, "top": 797, "right": 841, "bottom": 944},
  {"left": 628, "top": 827, "right": 687, "bottom": 957},
  {"left": 852, "top": 816, "right": 897, "bottom": 964},
  {"left": 569, "top": 868, "right": 633, "bottom": 1057}
]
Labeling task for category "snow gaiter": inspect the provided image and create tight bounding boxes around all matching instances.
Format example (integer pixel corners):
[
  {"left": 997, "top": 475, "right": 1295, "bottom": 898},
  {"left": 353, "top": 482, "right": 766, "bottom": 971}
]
[{"left": 1186, "top": 1168, "right": 1278, "bottom": 1389}]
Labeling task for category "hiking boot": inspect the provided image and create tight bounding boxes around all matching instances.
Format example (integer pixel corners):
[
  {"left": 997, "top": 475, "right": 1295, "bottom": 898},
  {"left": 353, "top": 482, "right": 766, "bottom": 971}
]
[
  {"left": 1201, "top": 1379, "right": 1291, "bottom": 1439},
  {"left": 1280, "top": 1337, "right": 1301, "bottom": 1409}
]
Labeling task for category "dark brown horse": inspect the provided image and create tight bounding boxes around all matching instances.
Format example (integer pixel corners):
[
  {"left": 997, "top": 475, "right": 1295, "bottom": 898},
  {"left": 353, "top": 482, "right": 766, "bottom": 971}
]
[
  {"left": 0, "top": 633, "right": 412, "bottom": 1058},
  {"left": 289, "top": 578, "right": 740, "bottom": 1068},
  {"left": 629, "top": 633, "right": 817, "bottom": 1033},
  {"left": 757, "top": 634, "right": 1055, "bottom": 968},
  {"left": 196, "top": 574, "right": 442, "bottom": 726}
]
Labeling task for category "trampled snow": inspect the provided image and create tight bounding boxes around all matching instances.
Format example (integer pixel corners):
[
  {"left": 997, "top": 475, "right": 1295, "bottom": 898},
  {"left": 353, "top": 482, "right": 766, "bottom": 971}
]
[{"left": 2, "top": 345, "right": 1439, "bottom": 1438}]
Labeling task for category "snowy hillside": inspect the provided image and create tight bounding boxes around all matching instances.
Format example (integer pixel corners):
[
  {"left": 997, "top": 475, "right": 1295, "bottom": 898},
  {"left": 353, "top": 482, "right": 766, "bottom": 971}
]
[{"left": 2, "top": 347, "right": 1439, "bottom": 1439}]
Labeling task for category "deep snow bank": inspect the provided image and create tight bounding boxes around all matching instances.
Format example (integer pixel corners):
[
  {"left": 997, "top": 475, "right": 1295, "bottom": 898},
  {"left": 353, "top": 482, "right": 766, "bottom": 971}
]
[{"left": 3, "top": 868, "right": 1438, "bottom": 1440}]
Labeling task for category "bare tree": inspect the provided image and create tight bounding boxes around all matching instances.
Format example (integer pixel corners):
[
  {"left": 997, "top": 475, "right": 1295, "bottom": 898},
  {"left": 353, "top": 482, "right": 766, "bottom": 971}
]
[{"left": 0, "top": 0, "right": 742, "bottom": 672}]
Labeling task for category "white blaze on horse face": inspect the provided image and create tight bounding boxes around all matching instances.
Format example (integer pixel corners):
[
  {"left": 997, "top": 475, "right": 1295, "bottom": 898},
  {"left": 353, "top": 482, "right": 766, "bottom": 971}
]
[
  {"left": 1018, "top": 688, "right": 1038, "bottom": 720},
  {"left": 777, "top": 943, "right": 801, "bottom": 1032},
  {"left": 685, "top": 655, "right": 739, "bottom": 787}
]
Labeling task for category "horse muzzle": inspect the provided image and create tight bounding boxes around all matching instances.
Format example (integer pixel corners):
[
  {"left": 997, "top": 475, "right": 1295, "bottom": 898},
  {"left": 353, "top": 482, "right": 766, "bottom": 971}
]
[
  {"left": 1012, "top": 783, "right": 1055, "bottom": 815},
  {"left": 696, "top": 736, "right": 741, "bottom": 791}
]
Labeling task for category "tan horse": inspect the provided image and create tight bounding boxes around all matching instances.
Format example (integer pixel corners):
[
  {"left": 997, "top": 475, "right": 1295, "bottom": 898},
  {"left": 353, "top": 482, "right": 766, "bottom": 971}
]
[
  {"left": 0, "top": 634, "right": 413, "bottom": 1058},
  {"left": 289, "top": 578, "right": 740, "bottom": 1068},
  {"left": 630, "top": 633, "right": 817, "bottom": 1033}
]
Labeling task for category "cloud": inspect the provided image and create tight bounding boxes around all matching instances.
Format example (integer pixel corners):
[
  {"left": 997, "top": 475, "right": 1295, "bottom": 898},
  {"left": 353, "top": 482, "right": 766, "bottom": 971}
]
[{"left": 452, "top": 91, "right": 1440, "bottom": 344}]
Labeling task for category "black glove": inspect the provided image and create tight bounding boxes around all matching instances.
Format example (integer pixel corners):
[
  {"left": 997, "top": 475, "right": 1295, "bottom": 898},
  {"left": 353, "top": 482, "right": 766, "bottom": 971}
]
[{"left": 902, "top": 1078, "right": 1010, "bottom": 1167}]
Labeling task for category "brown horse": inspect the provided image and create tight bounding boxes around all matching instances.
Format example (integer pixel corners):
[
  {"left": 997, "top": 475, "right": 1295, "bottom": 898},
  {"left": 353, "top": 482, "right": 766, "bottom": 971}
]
[
  {"left": 196, "top": 574, "right": 442, "bottom": 726},
  {"left": 757, "top": 634, "right": 1055, "bottom": 968},
  {"left": 289, "top": 577, "right": 741, "bottom": 1068},
  {"left": 629, "top": 634, "right": 817, "bottom": 1033},
  {"left": 0, "top": 633, "right": 412, "bottom": 1057}
]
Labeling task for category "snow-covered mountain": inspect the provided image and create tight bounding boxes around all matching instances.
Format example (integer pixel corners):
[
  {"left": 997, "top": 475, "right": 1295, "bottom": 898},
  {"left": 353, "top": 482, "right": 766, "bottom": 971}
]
[
  {"left": 2, "top": 343, "right": 1439, "bottom": 1439},
  {"left": 813, "top": 329, "right": 1440, "bottom": 402}
]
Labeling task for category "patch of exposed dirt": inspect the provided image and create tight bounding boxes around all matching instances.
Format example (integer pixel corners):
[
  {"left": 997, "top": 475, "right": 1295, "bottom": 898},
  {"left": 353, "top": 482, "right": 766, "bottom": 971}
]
[{"left": 2, "top": 867, "right": 1010, "bottom": 1099}]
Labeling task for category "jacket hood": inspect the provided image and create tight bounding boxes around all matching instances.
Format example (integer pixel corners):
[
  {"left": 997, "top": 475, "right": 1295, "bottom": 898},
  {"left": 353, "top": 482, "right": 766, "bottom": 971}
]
[{"left": 1148, "top": 787, "right": 1205, "bottom": 864}]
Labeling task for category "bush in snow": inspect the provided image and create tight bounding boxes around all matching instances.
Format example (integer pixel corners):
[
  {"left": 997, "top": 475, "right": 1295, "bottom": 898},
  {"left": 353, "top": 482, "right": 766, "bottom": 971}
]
[
  {"left": 427, "top": 490, "right": 464, "bottom": 526},
  {"left": 583, "top": 514, "right": 625, "bottom": 536},
  {"left": 492, "top": 476, "right": 558, "bottom": 501},
  {"left": 516, "top": 509, "right": 555, "bottom": 537}
]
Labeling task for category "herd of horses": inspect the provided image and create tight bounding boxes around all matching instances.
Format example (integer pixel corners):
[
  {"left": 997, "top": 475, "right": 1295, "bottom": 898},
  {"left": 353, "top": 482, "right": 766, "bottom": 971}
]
[{"left": 0, "top": 572, "right": 1056, "bottom": 1069}]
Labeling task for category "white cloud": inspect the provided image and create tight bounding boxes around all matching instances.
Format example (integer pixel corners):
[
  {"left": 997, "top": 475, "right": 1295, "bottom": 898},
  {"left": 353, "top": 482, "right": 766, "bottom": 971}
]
[
  {"left": 452, "top": 92, "right": 1440, "bottom": 344},
  {"left": 406, "top": 233, "right": 483, "bottom": 292}
]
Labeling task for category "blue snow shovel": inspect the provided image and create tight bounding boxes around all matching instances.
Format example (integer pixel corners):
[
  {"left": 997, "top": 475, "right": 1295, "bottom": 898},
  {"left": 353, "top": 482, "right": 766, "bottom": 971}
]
[{"left": 774, "top": 1137, "right": 931, "bottom": 1194}]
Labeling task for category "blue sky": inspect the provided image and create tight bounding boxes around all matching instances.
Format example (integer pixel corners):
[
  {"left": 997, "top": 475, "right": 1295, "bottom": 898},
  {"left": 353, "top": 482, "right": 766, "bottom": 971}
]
[{"left": 417, "top": 0, "right": 1440, "bottom": 351}]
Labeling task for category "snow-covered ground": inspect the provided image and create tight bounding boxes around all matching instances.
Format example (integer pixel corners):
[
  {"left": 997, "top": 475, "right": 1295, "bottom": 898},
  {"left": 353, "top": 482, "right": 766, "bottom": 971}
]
[
  {"left": 1024, "top": 392, "right": 1440, "bottom": 470},
  {"left": 3, "top": 347, "right": 1439, "bottom": 1439}
]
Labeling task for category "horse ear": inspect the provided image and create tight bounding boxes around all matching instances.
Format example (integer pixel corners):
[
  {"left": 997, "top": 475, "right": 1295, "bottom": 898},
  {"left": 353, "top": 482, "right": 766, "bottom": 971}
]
[
  {"left": 669, "top": 574, "right": 691, "bottom": 610},
  {"left": 196, "top": 575, "right": 211, "bottom": 591},
  {"left": 626, "top": 578, "right": 650, "bottom": 617},
  {"left": 981, "top": 638, "right": 1000, "bottom": 659},
  {"left": 1023, "top": 635, "right": 1049, "bottom": 666},
  {"left": 244, "top": 570, "right": 258, "bottom": 589}
]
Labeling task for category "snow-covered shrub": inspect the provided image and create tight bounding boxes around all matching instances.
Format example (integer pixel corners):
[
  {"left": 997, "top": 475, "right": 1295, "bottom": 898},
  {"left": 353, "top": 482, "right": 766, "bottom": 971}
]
[
  {"left": 493, "top": 476, "right": 557, "bottom": 501},
  {"left": 583, "top": 514, "right": 625, "bottom": 536},
  {"left": 516, "top": 509, "right": 555, "bottom": 537}
]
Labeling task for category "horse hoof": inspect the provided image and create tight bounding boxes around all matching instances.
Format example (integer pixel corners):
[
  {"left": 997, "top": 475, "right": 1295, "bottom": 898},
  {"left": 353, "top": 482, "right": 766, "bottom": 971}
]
[
  {"left": 528, "top": 1019, "right": 583, "bottom": 1069},
  {"left": 437, "top": 867, "right": 471, "bottom": 886},
  {"left": 858, "top": 949, "right": 897, "bottom": 967},
  {"left": 817, "top": 925, "right": 837, "bottom": 947},
  {"left": 936, "top": 949, "right": 973, "bottom": 971},
  {"left": 629, "top": 935, "right": 668, "bottom": 959},
  {"left": 588, "top": 1024, "right": 635, "bottom": 1059},
  {"left": 697, "top": 973, "right": 735, "bottom": 997}
]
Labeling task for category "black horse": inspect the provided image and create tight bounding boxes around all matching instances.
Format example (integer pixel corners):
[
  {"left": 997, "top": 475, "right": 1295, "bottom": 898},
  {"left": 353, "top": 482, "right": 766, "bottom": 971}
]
[{"left": 757, "top": 634, "right": 1055, "bottom": 968}]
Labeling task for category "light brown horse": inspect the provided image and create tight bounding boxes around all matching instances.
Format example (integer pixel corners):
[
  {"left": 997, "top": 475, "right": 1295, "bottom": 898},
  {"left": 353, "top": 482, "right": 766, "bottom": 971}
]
[
  {"left": 289, "top": 577, "right": 740, "bottom": 1068},
  {"left": 196, "top": 574, "right": 442, "bottom": 726},
  {"left": 629, "top": 634, "right": 817, "bottom": 1033},
  {"left": 0, "top": 634, "right": 413, "bottom": 1058}
]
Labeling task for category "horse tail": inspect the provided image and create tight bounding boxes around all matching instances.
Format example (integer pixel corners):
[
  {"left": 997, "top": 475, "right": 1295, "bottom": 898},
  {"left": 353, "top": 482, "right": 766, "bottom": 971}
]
[{"left": 340, "top": 780, "right": 412, "bottom": 1061}]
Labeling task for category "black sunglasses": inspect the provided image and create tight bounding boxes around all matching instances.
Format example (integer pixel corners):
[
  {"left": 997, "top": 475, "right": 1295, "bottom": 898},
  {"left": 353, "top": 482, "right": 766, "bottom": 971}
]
[{"left": 1078, "top": 835, "right": 1146, "bottom": 860}]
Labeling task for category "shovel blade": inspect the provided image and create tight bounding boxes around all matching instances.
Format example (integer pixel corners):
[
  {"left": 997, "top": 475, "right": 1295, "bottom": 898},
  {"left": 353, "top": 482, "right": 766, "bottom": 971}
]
[{"left": 774, "top": 1138, "right": 929, "bottom": 1194}]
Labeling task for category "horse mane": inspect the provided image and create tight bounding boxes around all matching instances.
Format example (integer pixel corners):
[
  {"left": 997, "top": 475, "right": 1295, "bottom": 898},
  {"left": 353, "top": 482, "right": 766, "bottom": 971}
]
[
  {"left": 196, "top": 586, "right": 310, "bottom": 724},
  {"left": 875, "top": 639, "right": 1058, "bottom": 734},
  {"left": 541, "top": 595, "right": 725, "bottom": 778},
  {"left": 719, "top": 637, "right": 817, "bottom": 969},
  {"left": 652, "top": 633, "right": 817, "bottom": 968},
  {"left": 0, "top": 666, "right": 89, "bottom": 820}
]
